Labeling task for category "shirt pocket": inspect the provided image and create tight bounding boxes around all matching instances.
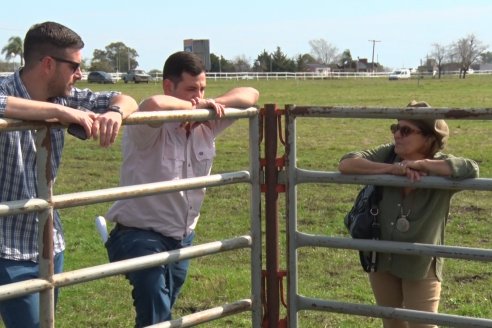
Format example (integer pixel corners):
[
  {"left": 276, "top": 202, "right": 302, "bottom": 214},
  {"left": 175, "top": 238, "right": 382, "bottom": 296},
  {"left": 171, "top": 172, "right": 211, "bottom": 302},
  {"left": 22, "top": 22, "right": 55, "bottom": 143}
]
[
  {"left": 161, "top": 133, "right": 185, "bottom": 179},
  {"left": 192, "top": 134, "right": 216, "bottom": 177}
]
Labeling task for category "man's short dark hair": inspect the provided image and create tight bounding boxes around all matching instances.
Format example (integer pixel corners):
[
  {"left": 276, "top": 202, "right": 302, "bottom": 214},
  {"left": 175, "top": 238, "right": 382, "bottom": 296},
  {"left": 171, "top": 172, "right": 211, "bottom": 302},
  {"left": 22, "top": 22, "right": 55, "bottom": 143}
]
[
  {"left": 163, "top": 51, "right": 205, "bottom": 85},
  {"left": 23, "top": 21, "right": 84, "bottom": 66}
]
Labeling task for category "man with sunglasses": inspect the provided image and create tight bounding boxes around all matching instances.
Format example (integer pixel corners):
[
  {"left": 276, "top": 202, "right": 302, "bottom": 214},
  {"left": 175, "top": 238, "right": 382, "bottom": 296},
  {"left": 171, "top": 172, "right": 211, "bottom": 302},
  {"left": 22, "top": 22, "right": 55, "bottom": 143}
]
[
  {"left": 0, "top": 21, "right": 137, "bottom": 327},
  {"left": 339, "top": 101, "right": 479, "bottom": 328}
]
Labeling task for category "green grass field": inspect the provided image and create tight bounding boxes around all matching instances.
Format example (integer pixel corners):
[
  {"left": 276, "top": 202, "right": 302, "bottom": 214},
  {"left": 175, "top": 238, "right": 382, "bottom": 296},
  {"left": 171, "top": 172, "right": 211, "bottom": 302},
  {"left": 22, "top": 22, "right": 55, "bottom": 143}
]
[{"left": 12, "top": 75, "right": 492, "bottom": 327}]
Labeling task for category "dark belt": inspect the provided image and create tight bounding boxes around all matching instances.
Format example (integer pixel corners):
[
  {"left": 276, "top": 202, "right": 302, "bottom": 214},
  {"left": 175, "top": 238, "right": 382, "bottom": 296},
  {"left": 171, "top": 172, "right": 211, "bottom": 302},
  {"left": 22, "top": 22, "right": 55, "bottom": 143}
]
[{"left": 115, "top": 223, "right": 137, "bottom": 231}]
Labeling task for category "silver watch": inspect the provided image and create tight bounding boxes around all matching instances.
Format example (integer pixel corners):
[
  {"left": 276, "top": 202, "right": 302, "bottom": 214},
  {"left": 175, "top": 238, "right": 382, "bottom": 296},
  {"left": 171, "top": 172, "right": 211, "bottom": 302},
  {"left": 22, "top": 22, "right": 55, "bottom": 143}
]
[{"left": 107, "top": 105, "right": 123, "bottom": 117}]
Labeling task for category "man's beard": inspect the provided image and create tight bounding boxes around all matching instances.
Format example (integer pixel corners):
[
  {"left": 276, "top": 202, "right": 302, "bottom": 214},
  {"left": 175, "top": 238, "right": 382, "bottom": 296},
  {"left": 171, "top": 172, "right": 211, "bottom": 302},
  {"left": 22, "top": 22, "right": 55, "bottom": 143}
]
[{"left": 47, "top": 78, "right": 71, "bottom": 98}]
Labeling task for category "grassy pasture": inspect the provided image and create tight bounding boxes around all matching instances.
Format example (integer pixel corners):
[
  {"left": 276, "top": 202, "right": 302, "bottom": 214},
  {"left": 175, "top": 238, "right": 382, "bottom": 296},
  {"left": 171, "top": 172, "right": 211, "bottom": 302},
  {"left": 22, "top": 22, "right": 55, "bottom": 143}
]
[{"left": 13, "top": 75, "right": 492, "bottom": 327}]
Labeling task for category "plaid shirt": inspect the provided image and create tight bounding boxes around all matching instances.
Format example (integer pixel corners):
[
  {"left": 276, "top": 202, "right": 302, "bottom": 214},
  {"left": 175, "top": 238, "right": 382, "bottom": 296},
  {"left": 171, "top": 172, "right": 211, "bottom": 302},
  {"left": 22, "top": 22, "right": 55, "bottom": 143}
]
[{"left": 0, "top": 70, "right": 120, "bottom": 262}]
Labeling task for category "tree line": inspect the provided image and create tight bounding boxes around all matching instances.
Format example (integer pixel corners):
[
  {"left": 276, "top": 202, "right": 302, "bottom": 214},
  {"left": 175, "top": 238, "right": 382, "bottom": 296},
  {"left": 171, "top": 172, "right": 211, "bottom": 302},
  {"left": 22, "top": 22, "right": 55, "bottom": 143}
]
[
  {"left": 430, "top": 34, "right": 488, "bottom": 79},
  {"left": 1, "top": 35, "right": 490, "bottom": 79}
]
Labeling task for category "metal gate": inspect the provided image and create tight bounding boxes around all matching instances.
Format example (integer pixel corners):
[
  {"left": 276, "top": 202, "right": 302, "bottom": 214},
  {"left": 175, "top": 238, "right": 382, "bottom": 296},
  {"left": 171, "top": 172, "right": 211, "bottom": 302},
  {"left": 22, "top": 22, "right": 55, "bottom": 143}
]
[
  {"left": 2, "top": 105, "right": 492, "bottom": 327},
  {"left": 0, "top": 107, "right": 262, "bottom": 328},
  {"left": 281, "top": 104, "right": 492, "bottom": 327}
]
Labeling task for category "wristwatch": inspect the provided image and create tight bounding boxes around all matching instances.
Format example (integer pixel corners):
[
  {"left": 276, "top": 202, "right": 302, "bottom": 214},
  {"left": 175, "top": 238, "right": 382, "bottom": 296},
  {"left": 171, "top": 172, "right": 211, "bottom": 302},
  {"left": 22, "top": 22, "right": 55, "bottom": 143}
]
[{"left": 107, "top": 105, "right": 123, "bottom": 117}]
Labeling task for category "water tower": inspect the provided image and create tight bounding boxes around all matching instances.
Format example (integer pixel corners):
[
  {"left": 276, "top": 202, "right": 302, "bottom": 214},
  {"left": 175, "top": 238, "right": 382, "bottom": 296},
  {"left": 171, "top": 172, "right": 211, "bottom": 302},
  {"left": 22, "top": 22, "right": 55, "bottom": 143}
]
[{"left": 183, "top": 39, "right": 211, "bottom": 71}]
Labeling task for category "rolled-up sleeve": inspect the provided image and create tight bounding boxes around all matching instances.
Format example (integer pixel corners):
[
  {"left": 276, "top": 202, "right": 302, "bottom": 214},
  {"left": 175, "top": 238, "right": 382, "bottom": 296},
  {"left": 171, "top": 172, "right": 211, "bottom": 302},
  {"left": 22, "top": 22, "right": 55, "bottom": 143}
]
[
  {"left": 0, "top": 95, "right": 7, "bottom": 117},
  {"left": 340, "top": 143, "right": 394, "bottom": 163},
  {"left": 66, "top": 88, "right": 120, "bottom": 113},
  {"left": 444, "top": 156, "right": 479, "bottom": 179}
]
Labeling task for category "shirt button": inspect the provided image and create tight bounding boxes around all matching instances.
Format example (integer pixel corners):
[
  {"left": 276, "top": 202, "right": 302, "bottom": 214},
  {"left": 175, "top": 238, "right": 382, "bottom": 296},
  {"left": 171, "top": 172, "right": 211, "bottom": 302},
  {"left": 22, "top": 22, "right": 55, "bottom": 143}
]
[
  {"left": 188, "top": 163, "right": 191, "bottom": 167},
  {"left": 199, "top": 151, "right": 203, "bottom": 156},
  {"left": 390, "top": 222, "right": 394, "bottom": 226}
]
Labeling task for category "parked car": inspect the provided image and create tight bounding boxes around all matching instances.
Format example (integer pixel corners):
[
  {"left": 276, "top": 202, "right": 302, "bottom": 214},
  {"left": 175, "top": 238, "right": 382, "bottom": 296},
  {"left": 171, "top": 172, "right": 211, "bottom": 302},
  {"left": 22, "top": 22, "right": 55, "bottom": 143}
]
[
  {"left": 388, "top": 69, "right": 411, "bottom": 80},
  {"left": 87, "top": 71, "right": 115, "bottom": 84},
  {"left": 123, "top": 69, "right": 150, "bottom": 83}
]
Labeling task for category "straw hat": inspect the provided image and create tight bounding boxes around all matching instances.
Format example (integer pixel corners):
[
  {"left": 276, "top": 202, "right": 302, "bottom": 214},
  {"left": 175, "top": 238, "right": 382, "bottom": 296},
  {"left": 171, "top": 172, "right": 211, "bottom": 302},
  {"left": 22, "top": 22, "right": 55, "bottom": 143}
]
[{"left": 407, "top": 100, "right": 449, "bottom": 151}]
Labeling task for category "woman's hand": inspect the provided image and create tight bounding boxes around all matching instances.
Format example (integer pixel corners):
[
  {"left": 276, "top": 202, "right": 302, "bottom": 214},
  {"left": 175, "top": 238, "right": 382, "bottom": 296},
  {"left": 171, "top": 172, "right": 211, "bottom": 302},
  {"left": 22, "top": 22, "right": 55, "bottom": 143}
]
[{"left": 396, "top": 160, "right": 428, "bottom": 182}]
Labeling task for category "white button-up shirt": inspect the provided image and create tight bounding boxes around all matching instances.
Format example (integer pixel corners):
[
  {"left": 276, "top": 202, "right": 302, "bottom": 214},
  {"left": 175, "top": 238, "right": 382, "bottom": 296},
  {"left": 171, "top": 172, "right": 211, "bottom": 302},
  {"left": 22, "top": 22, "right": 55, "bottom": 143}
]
[{"left": 106, "top": 118, "right": 234, "bottom": 239}]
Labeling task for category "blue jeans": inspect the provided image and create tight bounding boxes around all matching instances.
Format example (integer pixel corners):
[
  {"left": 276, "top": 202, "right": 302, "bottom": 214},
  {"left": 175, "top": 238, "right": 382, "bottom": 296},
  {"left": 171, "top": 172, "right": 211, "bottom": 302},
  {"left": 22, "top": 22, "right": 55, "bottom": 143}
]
[
  {"left": 0, "top": 252, "right": 64, "bottom": 328},
  {"left": 105, "top": 226, "right": 194, "bottom": 327}
]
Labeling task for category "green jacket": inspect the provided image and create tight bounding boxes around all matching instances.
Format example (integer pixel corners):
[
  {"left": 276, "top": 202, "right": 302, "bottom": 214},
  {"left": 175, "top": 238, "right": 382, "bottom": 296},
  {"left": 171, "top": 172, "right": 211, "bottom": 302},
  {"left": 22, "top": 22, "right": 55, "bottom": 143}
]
[{"left": 341, "top": 144, "right": 479, "bottom": 280}]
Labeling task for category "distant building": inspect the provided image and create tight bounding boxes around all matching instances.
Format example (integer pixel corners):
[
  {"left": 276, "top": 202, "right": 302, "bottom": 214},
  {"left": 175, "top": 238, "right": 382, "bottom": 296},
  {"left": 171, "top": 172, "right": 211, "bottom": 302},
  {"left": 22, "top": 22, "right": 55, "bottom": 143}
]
[
  {"left": 479, "top": 63, "right": 492, "bottom": 71},
  {"left": 355, "top": 58, "right": 369, "bottom": 72},
  {"left": 183, "top": 39, "right": 211, "bottom": 71},
  {"left": 305, "top": 63, "right": 331, "bottom": 75}
]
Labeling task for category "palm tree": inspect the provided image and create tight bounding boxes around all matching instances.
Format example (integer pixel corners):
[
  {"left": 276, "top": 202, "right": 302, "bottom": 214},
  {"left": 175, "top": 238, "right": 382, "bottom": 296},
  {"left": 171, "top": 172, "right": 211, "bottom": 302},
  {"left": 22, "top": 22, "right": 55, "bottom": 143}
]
[{"left": 2, "top": 36, "right": 24, "bottom": 68}]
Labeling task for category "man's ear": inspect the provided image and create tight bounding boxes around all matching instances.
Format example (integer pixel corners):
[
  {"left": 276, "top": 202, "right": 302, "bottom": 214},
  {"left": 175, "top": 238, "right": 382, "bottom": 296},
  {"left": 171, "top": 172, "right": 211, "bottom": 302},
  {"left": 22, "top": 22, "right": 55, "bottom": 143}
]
[
  {"left": 163, "top": 79, "right": 173, "bottom": 95},
  {"left": 40, "top": 56, "right": 55, "bottom": 73}
]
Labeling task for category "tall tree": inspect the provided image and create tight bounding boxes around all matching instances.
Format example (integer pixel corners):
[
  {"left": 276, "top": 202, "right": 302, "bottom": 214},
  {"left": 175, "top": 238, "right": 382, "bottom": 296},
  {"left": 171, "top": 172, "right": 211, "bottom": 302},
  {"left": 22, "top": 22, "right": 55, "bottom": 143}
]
[
  {"left": 271, "top": 46, "right": 296, "bottom": 72},
  {"left": 232, "top": 55, "right": 251, "bottom": 72},
  {"left": 451, "top": 34, "right": 487, "bottom": 79},
  {"left": 430, "top": 43, "right": 447, "bottom": 79},
  {"left": 89, "top": 49, "right": 113, "bottom": 72},
  {"left": 2, "top": 36, "right": 23, "bottom": 68},
  {"left": 309, "top": 38, "right": 338, "bottom": 65},
  {"left": 253, "top": 50, "right": 272, "bottom": 72},
  {"left": 209, "top": 53, "right": 234, "bottom": 72},
  {"left": 480, "top": 51, "right": 492, "bottom": 64},
  {"left": 90, "top": 42, "right": 139, "bottom": 72},
  {"left": 295, "top": 53, "right": 316, "bottom": 71},
  {"left": 210, "top": 53, "right": 220, "bottom": 72},
  {"left": 339, "top": 49, "right": 353, "bottom": 70}
]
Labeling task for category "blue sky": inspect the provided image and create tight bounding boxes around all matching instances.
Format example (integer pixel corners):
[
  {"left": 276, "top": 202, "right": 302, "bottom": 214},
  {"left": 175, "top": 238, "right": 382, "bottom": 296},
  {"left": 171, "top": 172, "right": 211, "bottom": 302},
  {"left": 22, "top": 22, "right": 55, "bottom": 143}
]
[{"left": 1, "top": 0, "right": 491, "bottom": 71}]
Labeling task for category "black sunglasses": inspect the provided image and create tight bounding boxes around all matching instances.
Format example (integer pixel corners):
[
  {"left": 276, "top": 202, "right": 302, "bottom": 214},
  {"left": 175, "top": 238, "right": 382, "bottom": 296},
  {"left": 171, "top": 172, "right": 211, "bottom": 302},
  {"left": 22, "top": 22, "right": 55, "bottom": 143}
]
[
  {"left": 49, "top": 56, "right": 81, "bottom": 73},
  {"left": 390, "top": 124, "right": 421, "bottom": 137}
]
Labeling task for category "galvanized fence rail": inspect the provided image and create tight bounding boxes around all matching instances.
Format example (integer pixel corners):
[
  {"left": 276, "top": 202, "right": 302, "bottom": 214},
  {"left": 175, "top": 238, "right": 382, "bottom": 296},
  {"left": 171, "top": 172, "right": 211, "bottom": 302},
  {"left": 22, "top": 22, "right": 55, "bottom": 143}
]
[
  {"left": 284, "top": 105, "right": 492, "bottom": 328},
  {"left": 0, "top": 108, "right": 262, "bottom": 328},
  {"left": 4, "top": 104, "right": 492, "bottom": 327}
]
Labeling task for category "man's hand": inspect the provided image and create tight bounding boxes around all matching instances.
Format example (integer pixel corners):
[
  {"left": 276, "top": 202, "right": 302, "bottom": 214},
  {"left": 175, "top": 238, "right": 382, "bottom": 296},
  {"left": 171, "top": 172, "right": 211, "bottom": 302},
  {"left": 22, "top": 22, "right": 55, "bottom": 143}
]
[
  {"left": 57, "top": 107, "right": 97, "bottom": 139},
  {"left": 191, "top": 97, "right": 225, "bottom": 118},
  {"left": 91, "top": 111, "right": 122, "bottom": 147}
]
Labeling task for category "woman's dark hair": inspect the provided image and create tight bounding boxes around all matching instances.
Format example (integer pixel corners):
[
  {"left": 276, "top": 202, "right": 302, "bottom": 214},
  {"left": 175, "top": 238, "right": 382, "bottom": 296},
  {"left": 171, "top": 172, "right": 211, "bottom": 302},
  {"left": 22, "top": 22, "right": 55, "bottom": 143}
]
[
  {"left": 23, "top": 21, "right": 84, "bottom": 66},
  {"left": 162, "top": 51, "right": 205, "bottom": 85},
  {"left": 410, "top": 120, "right": 439, "bottom": 156},
  {"left": 406, "top": 100, "right": 449, "bottom": 156},
  {"left": 410, "top": 120, "right": 435, "bottom": 137}
]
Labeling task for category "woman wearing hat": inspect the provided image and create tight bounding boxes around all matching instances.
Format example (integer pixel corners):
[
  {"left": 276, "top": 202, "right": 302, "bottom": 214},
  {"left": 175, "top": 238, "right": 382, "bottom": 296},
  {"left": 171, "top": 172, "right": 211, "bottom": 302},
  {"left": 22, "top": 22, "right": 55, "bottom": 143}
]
[{"left": 338, "top": 101, "right": 479, "bottom": 328}]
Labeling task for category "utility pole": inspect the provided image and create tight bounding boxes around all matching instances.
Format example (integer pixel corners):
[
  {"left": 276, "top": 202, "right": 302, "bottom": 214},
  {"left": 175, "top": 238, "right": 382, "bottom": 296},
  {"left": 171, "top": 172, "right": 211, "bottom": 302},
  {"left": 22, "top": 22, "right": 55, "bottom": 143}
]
[
  {"left": 368, "top": 39, "right": 381, "bottom": 74},
  {"left": 127, "top": 48, "right": 131, "bottom": 71}
]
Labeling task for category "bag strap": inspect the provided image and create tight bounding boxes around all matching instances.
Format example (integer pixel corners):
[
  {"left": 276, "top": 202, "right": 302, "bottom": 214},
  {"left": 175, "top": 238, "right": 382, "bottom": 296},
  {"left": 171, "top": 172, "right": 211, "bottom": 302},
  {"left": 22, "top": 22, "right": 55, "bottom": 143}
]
[
  {"left": 364, "top": 145, "right": 396, "bottom": 272},
  {"left": 372, "top": 145, "right": 396, "bottom": 203}
]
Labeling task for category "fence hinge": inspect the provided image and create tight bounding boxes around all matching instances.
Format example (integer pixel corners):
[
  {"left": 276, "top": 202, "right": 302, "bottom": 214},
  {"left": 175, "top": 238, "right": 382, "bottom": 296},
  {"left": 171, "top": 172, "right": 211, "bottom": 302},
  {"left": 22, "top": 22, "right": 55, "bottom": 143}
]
[
  {"left": 260, "top": 155, "right": 286, "bottom": 193},
  {"left": 261, "top": 270, "right": 288, "bottom": 328}
]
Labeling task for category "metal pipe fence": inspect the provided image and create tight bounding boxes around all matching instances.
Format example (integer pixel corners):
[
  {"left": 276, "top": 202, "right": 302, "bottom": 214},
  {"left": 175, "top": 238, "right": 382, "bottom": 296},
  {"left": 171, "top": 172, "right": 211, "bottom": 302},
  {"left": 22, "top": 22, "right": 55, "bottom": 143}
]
[
  {"left": 284, "top": 105, "right": 492, "bottom": 327},
  {"left": 0, "top": 108, "right": 262, "bottom": 328},
  {"left": 4, "top": 103, "right": 492, "bottom": 327}
]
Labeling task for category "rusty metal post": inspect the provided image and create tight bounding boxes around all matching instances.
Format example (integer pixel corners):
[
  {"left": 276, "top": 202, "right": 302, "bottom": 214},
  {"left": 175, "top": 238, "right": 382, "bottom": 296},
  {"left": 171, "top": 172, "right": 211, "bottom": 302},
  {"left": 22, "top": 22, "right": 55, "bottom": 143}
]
[
  {"left": 35, "top": 126, "right": 55, "bottom": 328},
  {"left": 264, "top": 104, "right": 280, "bottom": 327}
]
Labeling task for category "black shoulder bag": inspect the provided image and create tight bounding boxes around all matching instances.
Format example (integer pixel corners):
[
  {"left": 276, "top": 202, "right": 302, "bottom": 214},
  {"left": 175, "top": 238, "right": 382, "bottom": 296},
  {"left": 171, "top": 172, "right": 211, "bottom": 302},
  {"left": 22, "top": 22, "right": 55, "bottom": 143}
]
[{"left": 343, "top": 147, "right": 396, "bottom": 272}]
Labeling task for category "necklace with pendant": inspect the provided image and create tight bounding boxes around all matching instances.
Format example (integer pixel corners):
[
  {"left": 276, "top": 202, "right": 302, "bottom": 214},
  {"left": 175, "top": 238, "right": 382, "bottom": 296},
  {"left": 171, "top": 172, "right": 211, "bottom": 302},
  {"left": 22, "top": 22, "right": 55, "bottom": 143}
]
[
  {"left": 396, "top": 192, "right": 412, "bottom": 232},
  {"left": 396, "top": 206, "right": 411, "bottom": 232}
]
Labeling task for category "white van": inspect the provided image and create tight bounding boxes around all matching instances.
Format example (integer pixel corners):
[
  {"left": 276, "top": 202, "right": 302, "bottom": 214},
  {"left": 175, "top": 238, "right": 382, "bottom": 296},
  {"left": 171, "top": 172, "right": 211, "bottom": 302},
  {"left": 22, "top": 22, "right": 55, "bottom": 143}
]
[{"left": 389, "top": 69, "right": 411, "bottom": 80}]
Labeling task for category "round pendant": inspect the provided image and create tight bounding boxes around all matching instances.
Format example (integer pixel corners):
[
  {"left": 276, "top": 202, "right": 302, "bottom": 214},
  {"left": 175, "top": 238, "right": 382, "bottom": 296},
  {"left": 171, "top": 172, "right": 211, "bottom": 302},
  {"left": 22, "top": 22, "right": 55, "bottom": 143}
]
[{"left": 396, "top": 217, "right": 410, "bottom": 232}]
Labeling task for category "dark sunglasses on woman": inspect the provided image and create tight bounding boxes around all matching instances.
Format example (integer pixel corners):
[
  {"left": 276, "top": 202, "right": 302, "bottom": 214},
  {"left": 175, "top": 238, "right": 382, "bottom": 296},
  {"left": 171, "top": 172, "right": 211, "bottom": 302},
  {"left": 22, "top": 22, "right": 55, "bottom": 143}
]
[{"left": 390, "top": 124, "right": 421, "bottom": 137}]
